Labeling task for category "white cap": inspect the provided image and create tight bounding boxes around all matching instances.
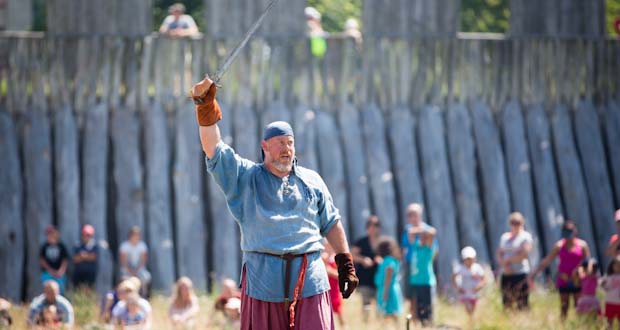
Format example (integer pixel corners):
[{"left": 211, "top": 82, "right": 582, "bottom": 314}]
[
  {"left": 461, "top": 246, "right": 476, "bottom": 259},
  {"left": 305, "top": 7, "right": 321, "bottom": 21},
  {"left": 345, "top": 18, "right": 359, "bottom": 30}
]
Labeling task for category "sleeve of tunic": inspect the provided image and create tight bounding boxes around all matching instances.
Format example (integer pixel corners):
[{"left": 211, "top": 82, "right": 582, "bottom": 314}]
[
  {"left": 206, "top": 142, "right": 255, "bottom": 212},
  {"left": 316, "top": 175, "right": 341, "bottom": 236}
]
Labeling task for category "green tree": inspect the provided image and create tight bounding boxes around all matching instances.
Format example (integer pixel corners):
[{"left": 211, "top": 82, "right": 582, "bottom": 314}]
[
  {"left": 608, "top": 0, "right": 620, "bottom": 36},
  {"left": 306, "top": 0, "right": 362, "bottom": 32},
  {"left": 461, "top": 0, "right": 509, "bottom": 33}
]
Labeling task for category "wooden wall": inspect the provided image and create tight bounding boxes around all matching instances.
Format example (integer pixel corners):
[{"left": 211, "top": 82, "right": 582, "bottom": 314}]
[{"left": 0, "top": 34, "right": 619, "bottom": 301}]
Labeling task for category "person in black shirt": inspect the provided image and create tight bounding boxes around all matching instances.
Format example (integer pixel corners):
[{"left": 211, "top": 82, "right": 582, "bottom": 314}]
[
  {"left": 72, "top": 224, "right": 98, "bottom": 289},
  {"left": 39, "top": 225, "right": 69, "bottom": 295},
  {"left": 351, "top": 215, "right": 381, "bottom": 321}
]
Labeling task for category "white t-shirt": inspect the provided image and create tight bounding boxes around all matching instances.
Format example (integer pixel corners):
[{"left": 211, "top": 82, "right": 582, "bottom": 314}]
[
  {"left": 160, "top": 15, "right": 197, "bottom": 31},
  {"left": 119, "top": 241, "right": 148, "bottom": 268},
  {"left": 454, "top": 263, "right": 485, "bottom": 300},
  {"left": 498, "top": 231, "right": 533, "bottom": 274},
  {"left": 604, "top": 274, "right": 620, "bottom": 305}
]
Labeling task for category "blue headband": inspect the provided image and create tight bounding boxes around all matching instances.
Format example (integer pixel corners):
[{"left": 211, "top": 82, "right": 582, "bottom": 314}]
[{"left": 262, "top": 121, "right": 294, "bottom": 141}]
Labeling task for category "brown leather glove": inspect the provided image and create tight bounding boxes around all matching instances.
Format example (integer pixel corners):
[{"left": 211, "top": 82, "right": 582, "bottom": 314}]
[
  {"left": 334, "top": 252, "right": 359, "bottom": 299},
  {"left": 189, "top": 78, "right": 222, "bottom": 126}
]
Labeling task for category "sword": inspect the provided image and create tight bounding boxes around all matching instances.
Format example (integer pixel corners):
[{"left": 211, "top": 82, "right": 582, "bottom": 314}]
[{"left": 208, "top": 0, "right": 281, "bottom": 86}]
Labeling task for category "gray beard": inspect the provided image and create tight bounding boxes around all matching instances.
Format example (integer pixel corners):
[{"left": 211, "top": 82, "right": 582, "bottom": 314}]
[{"left": 272, "top": 158, "right": 293, "bottom": 173}]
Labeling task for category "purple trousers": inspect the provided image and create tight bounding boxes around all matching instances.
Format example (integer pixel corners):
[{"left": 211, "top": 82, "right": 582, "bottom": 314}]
[{"left": 240, "top": 267, "right": 335, "bottom": 330}]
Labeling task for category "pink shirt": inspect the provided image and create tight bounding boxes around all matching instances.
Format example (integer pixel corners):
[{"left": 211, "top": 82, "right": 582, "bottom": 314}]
[
  {"left": 604, "top": 274, "right": 620, "bottom": 305},
  {"left": 557, "top": 239, "right": 584, "bottom": 288},
  {"left": 581, "top": 274, "right": 598, "bottom": 296}
]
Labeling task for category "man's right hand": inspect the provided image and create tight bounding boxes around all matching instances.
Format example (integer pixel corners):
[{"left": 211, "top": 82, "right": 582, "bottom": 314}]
[{"left": 190, "top": 77, "right": 222, "bottom": 126}]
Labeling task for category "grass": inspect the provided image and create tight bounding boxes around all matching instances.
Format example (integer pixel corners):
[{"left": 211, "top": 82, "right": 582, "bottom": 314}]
[{"left": 7, "top": 286, "right": 608, "bottom": 329}]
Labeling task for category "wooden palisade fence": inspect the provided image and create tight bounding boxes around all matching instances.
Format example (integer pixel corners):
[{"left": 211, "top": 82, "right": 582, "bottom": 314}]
[{"left": 0, "top": 33, "right": 619, "bottom": 301}]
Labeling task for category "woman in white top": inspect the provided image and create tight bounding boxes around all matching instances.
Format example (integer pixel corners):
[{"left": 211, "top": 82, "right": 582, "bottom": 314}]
[
  {"left": 495, "top": 212, "right": 533, "bottom": 310},
  {"left": 119, "top": 227, "right": 151, "bottom": 296},
  {"left": 169, "top": 277, "right": 200, "bottom": 330}
]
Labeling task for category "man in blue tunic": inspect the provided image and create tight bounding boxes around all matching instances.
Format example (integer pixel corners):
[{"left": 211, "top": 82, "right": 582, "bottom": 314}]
[{"left": 190, "top": 77, "right": 358, "bottom": 330}]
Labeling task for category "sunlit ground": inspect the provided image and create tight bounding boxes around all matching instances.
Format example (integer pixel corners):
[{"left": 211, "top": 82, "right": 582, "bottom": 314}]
[{"left": 8, "top": 286, "right": 609, "bottom": 329}]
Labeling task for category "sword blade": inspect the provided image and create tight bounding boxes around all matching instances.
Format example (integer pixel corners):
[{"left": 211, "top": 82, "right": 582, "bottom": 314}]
[{"left": 210, "top": 0, "right": 281, "bottom": 84}]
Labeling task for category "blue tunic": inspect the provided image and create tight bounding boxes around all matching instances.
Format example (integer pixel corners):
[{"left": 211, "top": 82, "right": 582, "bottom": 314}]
[{"left": 206, "top": 142, "right": 340, "bottom": 302}]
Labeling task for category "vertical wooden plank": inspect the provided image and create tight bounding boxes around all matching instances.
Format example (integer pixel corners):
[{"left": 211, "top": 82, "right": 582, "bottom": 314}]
[
  {"left": 446, "top": 102, "right": 489, "bottom": 263},
  {"left": 605, "top": 100, "right": 620, "bottom": 207},
  {"left": 470, "top": 100, "right": 512, "bottom": 262},
  {"left": 292, "top": 103, "right": 319, "bottom": 172},
  {"left": 526, "top": 104, "right": 564, "bottom": 255},
  {"left": 386, "top": 106, "right": 425, "bottom": 226},
  {"left": 315, "top": 111, "right": 349, "bottom": 234},
  {"left": 550, "top": 104, "right": 597, "bottom": 259},
  {"left": 361, "top": 102, "right": 399, "bottom": 238},
  {"left": 22, "top": 53, "right": 54, "bottom": 299},
  {"left": 418, "top": 105, "right": 459, "bottom": 288},
  {"left": 337, "top": 102, "right": 371, "bottom": 241},
  {"left": 574, "top": 100, "right": 616, "bottom": 261},
  {"left": 111, "top": 39, "right": 145, "bottom": 251},
  {"left": 173, "top": 99, "right": 208, "bottom": 292},
  {"left": 500, "top": 100, "right": 542, "bottom": 265},
  {"left": 50, "top": 55, "right": 81, "bottom": 249},
  {"left": 82, "top": 39, "right": 113, "bottom": 294},
  {"left": 142, "top": 100, "right": 176, "bottom": 292},
  {"left": 0, "top": 110, "right": 24, "bottom": 301}
]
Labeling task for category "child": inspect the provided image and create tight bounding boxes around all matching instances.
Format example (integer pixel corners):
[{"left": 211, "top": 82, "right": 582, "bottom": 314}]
[
  {"left": 214, "top": 278, "right": 241, "bottom": 329},
  {"left": 37, "top": 305, "right": 61, "bottom": 330},
  {"left": 322, "top": 241, "right": 346, "bottom": 328},
  {"left": 576, "top": 258, "right": 600, "bottom": 315},
  {"left": 374, "top": 237, "right": 403, "bottom": 326},
  {"left": 452, "top": 246, "right": 486, "bottom": 318},
  {"left": 118, "top": 294, "right": 146, "bottom": 330},
  {"left": 603, "top": 256, "right": 620, "bottom": 328}
]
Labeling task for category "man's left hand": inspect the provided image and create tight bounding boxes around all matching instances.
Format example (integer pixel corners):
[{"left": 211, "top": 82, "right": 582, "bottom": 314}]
[{"left": 335, "top": 253, "right": 359, "bottom": 299}]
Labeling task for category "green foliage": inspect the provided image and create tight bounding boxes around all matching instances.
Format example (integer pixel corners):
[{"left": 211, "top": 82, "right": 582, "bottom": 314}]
[
  {"left": 152, "top": 0, "right": 205, "bottom": 32},
  {"left": 306, "top": 0, "right": 362, "bottom": 33},
  {"left": 608, "top": 0, "right": 620, "bottom": 36},
  {"left": 461, "top": 0, "right": 510, "bottom": 33}
]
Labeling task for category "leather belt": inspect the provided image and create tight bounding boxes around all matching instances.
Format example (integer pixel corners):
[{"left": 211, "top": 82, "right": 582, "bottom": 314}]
[{"left": 263, "top": 252, "right": 308, "bottom": 329}]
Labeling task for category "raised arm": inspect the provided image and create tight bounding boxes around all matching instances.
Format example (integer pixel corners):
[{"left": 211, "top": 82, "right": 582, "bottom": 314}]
[{"left": 190, "top": 77, "right": 222, "bottom": 158}]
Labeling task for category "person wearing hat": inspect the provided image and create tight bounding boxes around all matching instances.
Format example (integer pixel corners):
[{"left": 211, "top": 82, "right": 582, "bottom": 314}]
[
  {"left": 605, "top": 209, "right": 620, "bottom": 258},
  {"left": 190, "top": 77, "right": 358, "bottom": 329},
  {"left": 39, "top": 225, "right": 70, "bottom": 295},
  {"left": 530, "top": 220, "right": 591, "bottom": 320},
  {"left": 452, "top": 246, "right": 486, "bottom": 319},
  {"left": 72, "top": 224, "right": 98, "bottom": 289},
  {"left": 159, "top": 3, "right": 199, "bottom": 37}
]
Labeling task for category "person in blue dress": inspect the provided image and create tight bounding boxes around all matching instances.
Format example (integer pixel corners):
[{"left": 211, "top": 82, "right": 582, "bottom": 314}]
[{"left": 374, "top": 237, "right": 403, "bottom": 325}]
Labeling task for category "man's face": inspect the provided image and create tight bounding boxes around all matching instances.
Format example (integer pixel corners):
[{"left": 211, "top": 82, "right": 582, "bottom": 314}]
[
  {"left": 172, "top": 10, "right": 182, "bottom": 19},
  {"left": 262, "top": 135, "right": 295, "bottom": 174}
]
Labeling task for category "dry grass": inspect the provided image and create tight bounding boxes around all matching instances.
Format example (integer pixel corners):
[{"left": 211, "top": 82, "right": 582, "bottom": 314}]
[{"left": 7, "top": 287, "right": 608, "bottom": 329}]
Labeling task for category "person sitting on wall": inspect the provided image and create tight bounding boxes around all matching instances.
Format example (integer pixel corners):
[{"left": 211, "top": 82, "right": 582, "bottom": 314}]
[
  {"left": 159, "top": 3, "right": 199, "bottom": 37},
  {"left": 39, "top": 225, "right": 69, "bottom": 295}
]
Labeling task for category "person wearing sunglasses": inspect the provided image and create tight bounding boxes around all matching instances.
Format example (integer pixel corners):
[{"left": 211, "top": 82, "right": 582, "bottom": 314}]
[
  {"left": 530, "top": 220, "right": 591, "bottom": 320},
  {"left": 496, "top": 212, "right": 533, "bottom": 310}
]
